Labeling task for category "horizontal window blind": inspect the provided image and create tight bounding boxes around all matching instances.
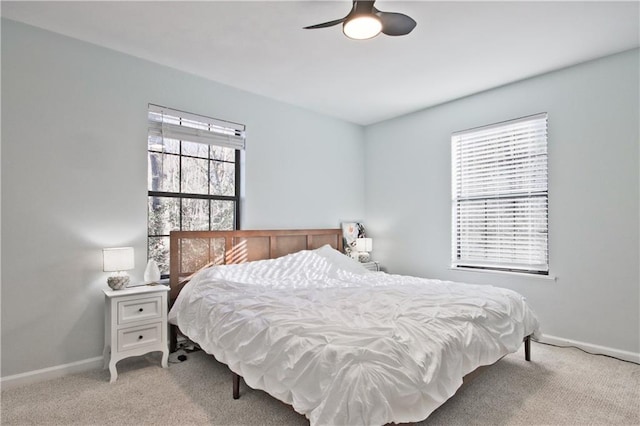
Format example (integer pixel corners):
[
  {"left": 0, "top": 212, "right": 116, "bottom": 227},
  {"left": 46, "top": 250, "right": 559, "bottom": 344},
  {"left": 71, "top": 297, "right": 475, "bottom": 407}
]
[
  {"left": 452, "top": 113, "right": 549, "bottom": 274},
  {"left": 148, "top": 104, "right": 245, "bottom": 150}
]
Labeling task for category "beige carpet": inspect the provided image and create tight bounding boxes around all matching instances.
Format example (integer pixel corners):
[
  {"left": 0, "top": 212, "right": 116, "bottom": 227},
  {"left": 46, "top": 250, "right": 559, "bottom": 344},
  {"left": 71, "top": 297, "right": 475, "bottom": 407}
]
[{"left": 1, "top": 342, "right": 638, "bottom": 425}]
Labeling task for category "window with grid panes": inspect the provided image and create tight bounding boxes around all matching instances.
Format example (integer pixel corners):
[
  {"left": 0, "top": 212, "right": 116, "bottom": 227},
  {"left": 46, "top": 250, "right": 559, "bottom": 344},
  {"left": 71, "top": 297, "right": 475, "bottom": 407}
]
[
  {"left": 451, "top": 113, "right": 548, "bottom": 275},
  {"left": 147, "top": 104, "right": 245, "bottom": 276}
]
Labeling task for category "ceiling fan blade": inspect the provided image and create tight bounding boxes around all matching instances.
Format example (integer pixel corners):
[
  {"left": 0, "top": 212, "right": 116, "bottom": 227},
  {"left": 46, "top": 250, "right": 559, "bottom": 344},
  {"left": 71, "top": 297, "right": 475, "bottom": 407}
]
[
  {"left": 377, "top": 11, "right": 417, "bottom": 36},
  {"left": 303, "top": 18, "right": 346, "bottom": 30}
]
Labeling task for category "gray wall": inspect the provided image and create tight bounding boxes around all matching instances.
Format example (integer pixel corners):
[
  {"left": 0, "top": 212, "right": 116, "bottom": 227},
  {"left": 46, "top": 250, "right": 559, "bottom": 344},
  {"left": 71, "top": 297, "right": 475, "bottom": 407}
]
[
  {"left": 364, "top": 49, "right": 639, "bottom": 355},
  {"left": 1, "top": 20, "right": 365, "bottom": 376}
]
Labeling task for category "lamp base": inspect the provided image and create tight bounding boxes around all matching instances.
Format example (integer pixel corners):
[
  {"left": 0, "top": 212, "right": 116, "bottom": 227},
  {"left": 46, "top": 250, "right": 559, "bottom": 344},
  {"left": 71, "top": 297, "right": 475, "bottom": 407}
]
[{"left": 107, "top": 275, "right": 130, "bottom": 290}]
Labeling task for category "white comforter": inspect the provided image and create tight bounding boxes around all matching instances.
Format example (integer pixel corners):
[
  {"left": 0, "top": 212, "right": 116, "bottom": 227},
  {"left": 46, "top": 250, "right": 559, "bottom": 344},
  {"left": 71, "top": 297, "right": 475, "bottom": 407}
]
[{"left": 169, "top": 245, "right": 539, "bottom": 426}]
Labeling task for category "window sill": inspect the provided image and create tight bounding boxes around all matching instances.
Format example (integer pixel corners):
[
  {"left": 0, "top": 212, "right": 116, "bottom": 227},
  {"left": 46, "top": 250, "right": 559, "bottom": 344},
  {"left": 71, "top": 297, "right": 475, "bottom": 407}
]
[{"left": 449, "top": 266, "right": 557, "bottom": 281}]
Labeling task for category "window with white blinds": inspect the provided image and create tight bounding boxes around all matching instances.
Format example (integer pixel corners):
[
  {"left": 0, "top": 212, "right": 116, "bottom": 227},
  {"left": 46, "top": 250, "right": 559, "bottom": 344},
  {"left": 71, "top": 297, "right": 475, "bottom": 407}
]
[
  {"left": 451, "top": 113, "right": 549, "bottom": 274},
  {"left": 147, "top": 104, "right": 246, "bottom": 276}
]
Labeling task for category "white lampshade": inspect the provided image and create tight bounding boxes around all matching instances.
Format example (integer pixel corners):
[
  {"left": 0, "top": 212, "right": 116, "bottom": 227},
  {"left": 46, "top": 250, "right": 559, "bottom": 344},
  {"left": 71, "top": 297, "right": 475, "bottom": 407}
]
[
  {"left": 355, "top": 238, "right": 373, "bottom": 252},
  {"left": 103, "top": 247, "right": 135, "bottom": 272}
]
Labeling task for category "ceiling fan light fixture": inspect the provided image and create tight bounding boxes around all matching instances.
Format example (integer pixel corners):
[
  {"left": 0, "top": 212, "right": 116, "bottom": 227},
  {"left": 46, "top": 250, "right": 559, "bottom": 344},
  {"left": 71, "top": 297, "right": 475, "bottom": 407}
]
[{"left": 343, "top": 15, "right": 382, "bottom": 40}]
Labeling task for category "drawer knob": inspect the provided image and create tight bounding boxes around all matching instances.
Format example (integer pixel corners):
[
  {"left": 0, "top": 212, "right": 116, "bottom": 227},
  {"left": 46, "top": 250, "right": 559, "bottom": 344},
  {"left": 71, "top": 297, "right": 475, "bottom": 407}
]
[
  {"left": 138, "top": 335, "right": 144, "bottom": 340},
  {"left": 138, "top": 308, "right": 144, "bottom": 312}
]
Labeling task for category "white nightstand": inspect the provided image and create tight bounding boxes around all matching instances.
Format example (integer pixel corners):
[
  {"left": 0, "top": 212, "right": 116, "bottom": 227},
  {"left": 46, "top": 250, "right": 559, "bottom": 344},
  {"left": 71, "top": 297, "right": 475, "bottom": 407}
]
[
  {"left": 362, "top": 261, "right": 381, "bottom": 272},
  {"left": 103, "top": 285, "right": 170, "bottom": 382}
]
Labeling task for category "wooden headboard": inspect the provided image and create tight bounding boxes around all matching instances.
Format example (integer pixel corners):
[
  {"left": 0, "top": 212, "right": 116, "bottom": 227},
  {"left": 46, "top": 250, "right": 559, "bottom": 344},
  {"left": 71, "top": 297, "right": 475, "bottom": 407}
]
[{"left": 169, "top": 228, "right": 343, "bottom": 300}]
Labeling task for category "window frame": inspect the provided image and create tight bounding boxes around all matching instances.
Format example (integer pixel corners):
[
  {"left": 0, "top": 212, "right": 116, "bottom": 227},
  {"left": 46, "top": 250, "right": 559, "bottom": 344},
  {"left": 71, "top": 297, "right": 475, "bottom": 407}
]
[
  {"left": 147, "top": 105, "right": 244, "bottom": 277},
  {"left": 451, "top": 113, "right": 549, "bottom": 276}
]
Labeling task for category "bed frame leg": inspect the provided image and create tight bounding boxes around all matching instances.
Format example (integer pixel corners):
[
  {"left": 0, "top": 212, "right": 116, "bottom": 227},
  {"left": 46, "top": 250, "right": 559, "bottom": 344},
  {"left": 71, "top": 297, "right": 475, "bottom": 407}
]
[
  {"left": 232, "top": 372, "right": 240, "bottom": 399},
  {"left": 524, "top": 335, "right": 531, "bottom": 361},
  {"left": 169, "top": 324, "right": 178, "bottom": 353}
]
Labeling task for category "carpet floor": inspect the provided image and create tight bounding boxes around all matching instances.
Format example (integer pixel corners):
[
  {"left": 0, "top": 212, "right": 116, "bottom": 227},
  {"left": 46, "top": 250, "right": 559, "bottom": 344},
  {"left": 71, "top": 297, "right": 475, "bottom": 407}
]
[{"left": 1, "top": 341, "right": 638, "bottom": 425}]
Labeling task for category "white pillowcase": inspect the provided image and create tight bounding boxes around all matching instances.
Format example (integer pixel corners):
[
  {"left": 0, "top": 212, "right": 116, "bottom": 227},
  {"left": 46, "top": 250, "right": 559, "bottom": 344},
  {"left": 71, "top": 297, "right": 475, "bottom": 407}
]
[{"left": 313, "top": 244, "right": 370, "bottom": 275}]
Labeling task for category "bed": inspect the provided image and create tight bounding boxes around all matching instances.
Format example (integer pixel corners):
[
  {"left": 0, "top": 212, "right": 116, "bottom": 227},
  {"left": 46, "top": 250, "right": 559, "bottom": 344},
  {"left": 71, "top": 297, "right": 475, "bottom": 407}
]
[{"left": 167, "top": 228, "right": 539, "bottom": 425}]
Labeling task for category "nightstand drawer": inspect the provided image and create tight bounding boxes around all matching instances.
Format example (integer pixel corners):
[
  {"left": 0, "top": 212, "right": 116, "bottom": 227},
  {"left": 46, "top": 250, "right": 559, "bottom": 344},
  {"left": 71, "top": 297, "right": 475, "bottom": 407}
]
[
  {"left": 117, "top": 296, "right": 162, "bottom": 325},
  {"left": 118, "top": 323, "right": 162, "bottom": 352}
]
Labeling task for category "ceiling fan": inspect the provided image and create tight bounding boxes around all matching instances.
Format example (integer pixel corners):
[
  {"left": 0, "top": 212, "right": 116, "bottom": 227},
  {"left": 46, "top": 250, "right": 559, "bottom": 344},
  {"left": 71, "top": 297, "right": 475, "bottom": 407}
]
[{"left": 303, "top": 0, "right": 417, "bottom": 40}]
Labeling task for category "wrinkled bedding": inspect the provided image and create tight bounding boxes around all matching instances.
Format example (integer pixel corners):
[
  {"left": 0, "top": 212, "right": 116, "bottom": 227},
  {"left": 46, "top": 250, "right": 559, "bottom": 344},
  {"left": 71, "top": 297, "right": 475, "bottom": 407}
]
[{"left": 169, "top": 245, "right": 539, "bottom": 425}]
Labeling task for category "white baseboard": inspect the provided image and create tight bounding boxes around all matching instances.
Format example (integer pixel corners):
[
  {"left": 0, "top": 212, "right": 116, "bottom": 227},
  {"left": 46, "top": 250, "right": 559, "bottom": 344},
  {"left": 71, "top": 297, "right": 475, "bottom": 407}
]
[
  {"left": 0, "top": 356, "right": 104, "bottom": 390},
  {"left": 537, "top": 334, "right": 640, "bottom": 364}
]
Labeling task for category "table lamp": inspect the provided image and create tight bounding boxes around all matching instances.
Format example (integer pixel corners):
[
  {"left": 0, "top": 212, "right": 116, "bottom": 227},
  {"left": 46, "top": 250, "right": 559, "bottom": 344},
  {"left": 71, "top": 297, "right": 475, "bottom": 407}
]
[
  {"left": 103, "top": 247, "right": 134, "bottom": 290},
  {"left": 354, "top": 238, "right": 373, "bottom": 262}
]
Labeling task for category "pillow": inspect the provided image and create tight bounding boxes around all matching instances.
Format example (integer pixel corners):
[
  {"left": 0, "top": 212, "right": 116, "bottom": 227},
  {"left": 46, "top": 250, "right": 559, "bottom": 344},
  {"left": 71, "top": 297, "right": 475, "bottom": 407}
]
[{"left": 314, "top": 244, "right": 370, "bottom": 275}]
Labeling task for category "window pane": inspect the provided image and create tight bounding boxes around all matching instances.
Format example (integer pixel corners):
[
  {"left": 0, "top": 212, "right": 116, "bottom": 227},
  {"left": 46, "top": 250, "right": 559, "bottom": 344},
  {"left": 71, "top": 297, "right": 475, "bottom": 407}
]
[
  {"left": 182, "top": 198, "right": 209, "bottom": 231},
  {"left": 181, "top": 157, "right": 209, "bottom": 194},
  {"left": 212, "top": 200, "right": 235, "bottom": 230},
  {"left": 148, "top": 197, "right": 179, "bottom": 236},
  {"left": 148, "top": 236, "right": 170, "bottom": 276},
  {"left": 210, "top": 161, "right": 236, "bottom": 196},
  {"left": 211, "top": 145, "right": 235, "bottom": 162},
  {"left": 182, "top": 141, "right": 209, "bottom": 159},
  {"left": 209, "top": 238, "right": 227, "bottom": 264},
  {"left": 148, "top": 152, "right": 179, "bottom": 192},
  {"left": 180, "top": 238, "right": 213, "bottom": 273},
  {"left": 148, "top": 135, "right": 179, "bottom": 154}
]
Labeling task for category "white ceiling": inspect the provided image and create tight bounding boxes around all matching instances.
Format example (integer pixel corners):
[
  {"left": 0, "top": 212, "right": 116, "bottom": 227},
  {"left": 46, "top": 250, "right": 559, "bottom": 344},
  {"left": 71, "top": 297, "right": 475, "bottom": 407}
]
[{"left": 2, "top": 1, "right": 639, "bottom": 125}]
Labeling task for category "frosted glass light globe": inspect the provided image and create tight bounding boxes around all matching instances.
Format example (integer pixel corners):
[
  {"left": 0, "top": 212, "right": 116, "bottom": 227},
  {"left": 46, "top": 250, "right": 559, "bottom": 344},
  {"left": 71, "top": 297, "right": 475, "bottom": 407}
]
[{"left": 343, "top": 16, "right": 382, "bottom": 40}]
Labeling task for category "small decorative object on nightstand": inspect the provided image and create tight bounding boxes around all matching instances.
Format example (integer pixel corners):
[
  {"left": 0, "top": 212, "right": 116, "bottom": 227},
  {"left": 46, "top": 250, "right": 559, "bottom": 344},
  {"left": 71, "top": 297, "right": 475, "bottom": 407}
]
[
  {"left": 103, "top": 247, "right": 134, "bottom": 290},
  {"left": 143, "top": 259, "right": 161, "bottom": 284},
  {"left": 103, "top": 285, "right": 169, "bottom": 382},
  {"left": 342, "top": 222, "right": 366, "bottom": 258}
]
